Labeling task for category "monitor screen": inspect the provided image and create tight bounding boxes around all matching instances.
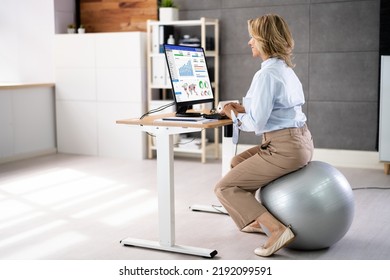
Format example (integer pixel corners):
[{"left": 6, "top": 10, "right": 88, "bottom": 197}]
[{"left": 164, "top": 44, "right": 214, "bottom": 116}]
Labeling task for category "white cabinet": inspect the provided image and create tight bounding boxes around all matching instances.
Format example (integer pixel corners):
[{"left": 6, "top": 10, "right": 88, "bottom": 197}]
[
  {"left": 146, "top": 18, "right": 220, "bottom": 163},
  {"left": 54, "top": 32, "right": 147, "bottom": 159},
  {"left": 380, "top": 55, "right": 390, "bottom": 175},
  {"left": 0, "top": 84, "right": 56, "bottom": 163}
]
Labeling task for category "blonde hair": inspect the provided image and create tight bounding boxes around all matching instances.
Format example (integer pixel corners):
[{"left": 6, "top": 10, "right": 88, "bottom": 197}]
[{"left": 248, "top": 14, "right": 295, "bottom": 67}]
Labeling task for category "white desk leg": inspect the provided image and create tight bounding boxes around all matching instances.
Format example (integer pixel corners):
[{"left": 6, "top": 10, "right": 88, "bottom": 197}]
[
  {"left": 190, "top": 125, "right": 234, "bottom": 215},
  {"left": 121, "top": 129, "right": 217, "bottom": 258},
  {"left": 157, "top": 132, "right": 175, "bottom": 245}
]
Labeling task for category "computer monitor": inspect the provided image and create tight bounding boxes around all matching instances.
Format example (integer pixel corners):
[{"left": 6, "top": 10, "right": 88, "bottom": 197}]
[{"left": 163, "top": 44, "right": 214, "bottom": 117}]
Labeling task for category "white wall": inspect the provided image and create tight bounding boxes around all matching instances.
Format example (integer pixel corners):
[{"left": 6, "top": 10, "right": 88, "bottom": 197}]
[
  {"left": 0, "top": 0, "right": 55, "bottom": 83},
  {"left": 0, "top": 0, "right": 57, "bottom": 162},
  {"left": 54, "top": 0, "right": 76, "bottom": 34}
]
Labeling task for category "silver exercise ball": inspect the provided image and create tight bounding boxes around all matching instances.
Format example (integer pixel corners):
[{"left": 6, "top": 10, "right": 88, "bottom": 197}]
[{"left": 258, "top": 161, "right": 355, "bottom": 250}]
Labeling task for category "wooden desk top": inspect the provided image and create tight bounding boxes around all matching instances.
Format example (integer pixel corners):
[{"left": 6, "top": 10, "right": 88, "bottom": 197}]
[
  {"left": 0, "top": 83, "right": 55, "bottom": 90},
  {"left": 116, "top": 112, "right": 232, "bottom": 129}
]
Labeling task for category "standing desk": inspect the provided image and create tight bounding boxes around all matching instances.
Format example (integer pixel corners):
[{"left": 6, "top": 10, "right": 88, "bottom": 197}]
[{"left": 116, "top": 113, "right": 233, "bottom": 258}]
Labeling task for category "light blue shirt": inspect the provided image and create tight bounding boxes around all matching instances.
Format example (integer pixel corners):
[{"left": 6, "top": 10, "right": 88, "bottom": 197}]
[{"left": 237, "top": 57, "right": 307, "bottom": 135}]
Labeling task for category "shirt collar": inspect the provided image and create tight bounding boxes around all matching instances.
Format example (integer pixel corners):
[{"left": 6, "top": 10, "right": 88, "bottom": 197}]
[{"left": 261, "top": 57, "right": 280, "bottom": 68}]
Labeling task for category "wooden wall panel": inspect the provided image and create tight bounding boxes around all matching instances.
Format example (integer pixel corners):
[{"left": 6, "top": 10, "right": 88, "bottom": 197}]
[{"left": 80, "top": 0, "right": 158, "bottom": 32}]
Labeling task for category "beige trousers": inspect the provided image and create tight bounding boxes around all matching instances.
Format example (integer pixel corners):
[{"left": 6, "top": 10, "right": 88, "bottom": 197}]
[{"left": 214, "top": 125, "right": 314, "bottom": 229}]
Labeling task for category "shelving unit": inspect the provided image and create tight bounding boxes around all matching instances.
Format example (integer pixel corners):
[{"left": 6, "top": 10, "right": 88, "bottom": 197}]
[{"left": 146, "top": 17, "right": 220, "bottom": 163}]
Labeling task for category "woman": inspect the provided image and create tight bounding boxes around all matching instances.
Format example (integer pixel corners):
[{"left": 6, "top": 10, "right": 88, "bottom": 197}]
[{"left": 215, "top": 14, "right": 314, "bottom": 257}]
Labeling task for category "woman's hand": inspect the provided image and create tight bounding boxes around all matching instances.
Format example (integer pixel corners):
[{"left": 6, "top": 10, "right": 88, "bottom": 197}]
[{"left": 221, "top": 103, "right": 245, "bottom": 119}]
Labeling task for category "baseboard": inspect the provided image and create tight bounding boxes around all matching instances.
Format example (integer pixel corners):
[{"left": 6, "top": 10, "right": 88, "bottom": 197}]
[
  {"left": 312, "top": 148, "right": 382, "bottom": 170},
  {"left": 0, "top": 148, "right": 57, "bottom": 165}
]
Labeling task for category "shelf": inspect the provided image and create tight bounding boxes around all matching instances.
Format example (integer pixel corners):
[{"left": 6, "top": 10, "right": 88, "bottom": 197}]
[
  {"left": 150, "top": 145, "right": 203, "bottom": 154},
  {"left": 150, "top": 82, "right": 216, "bottom": 89},
  {"left": 146, "top": 17, "right": 220, "bottom": 163},
  {"left": 148, "top": 18, "right": 219, "bottom": 27},
  {"left": 150, "top": 84, "right": 172, "bottom": 89},
  {"left": 150, "top": 51, "right": 217, "bottom": 57},
  {"left": 149, "top": 142, "right": 220, "bottom": 160}
]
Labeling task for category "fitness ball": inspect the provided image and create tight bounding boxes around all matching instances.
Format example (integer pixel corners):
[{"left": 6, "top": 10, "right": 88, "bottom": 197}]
[{"left": 258, "top": 161, "right": 355, "bottom": 250}]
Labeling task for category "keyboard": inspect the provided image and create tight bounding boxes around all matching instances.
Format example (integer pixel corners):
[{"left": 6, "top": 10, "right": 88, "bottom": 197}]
[
  {"left": 175, "top": 112, "right": 202, "bottom": 117},
  {"left": 202, "top": 113, "right": 229, "bottom": 120}
]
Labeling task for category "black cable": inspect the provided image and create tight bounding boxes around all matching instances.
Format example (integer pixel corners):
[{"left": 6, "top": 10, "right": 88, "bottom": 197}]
[
  {"left": 177, "top": 137, "right": 197, "bottom": 145},
  {"left": 234, "top": 142, "right": 238, "bottom": 156},
  {"left": 140, "top": 101, "right": 175, "bottom": 137},
  {"left": 140, "top": 101, "right": 175, "bottom": 119}
]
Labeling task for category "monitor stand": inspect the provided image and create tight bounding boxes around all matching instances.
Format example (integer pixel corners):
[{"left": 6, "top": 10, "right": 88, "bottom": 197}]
[{"left": 175, "top": 105, "right": 202, "bottom": 117}]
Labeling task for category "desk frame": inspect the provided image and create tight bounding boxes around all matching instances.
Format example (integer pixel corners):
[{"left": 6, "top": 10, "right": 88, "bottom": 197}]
[
  {"left": 189, "top": 124, "right": 233, "bottom": 215},
  {"left": 117, "top": 115, "right": 233, "bottom": 258}
]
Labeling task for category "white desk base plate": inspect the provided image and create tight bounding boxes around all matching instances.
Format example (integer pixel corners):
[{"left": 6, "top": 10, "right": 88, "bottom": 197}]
[
  {"left": 121, "top": 238, "right": 217, "bottom": 258},
  {"left": 189, "top": 204, "right": 228, "bottom": 215}
]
